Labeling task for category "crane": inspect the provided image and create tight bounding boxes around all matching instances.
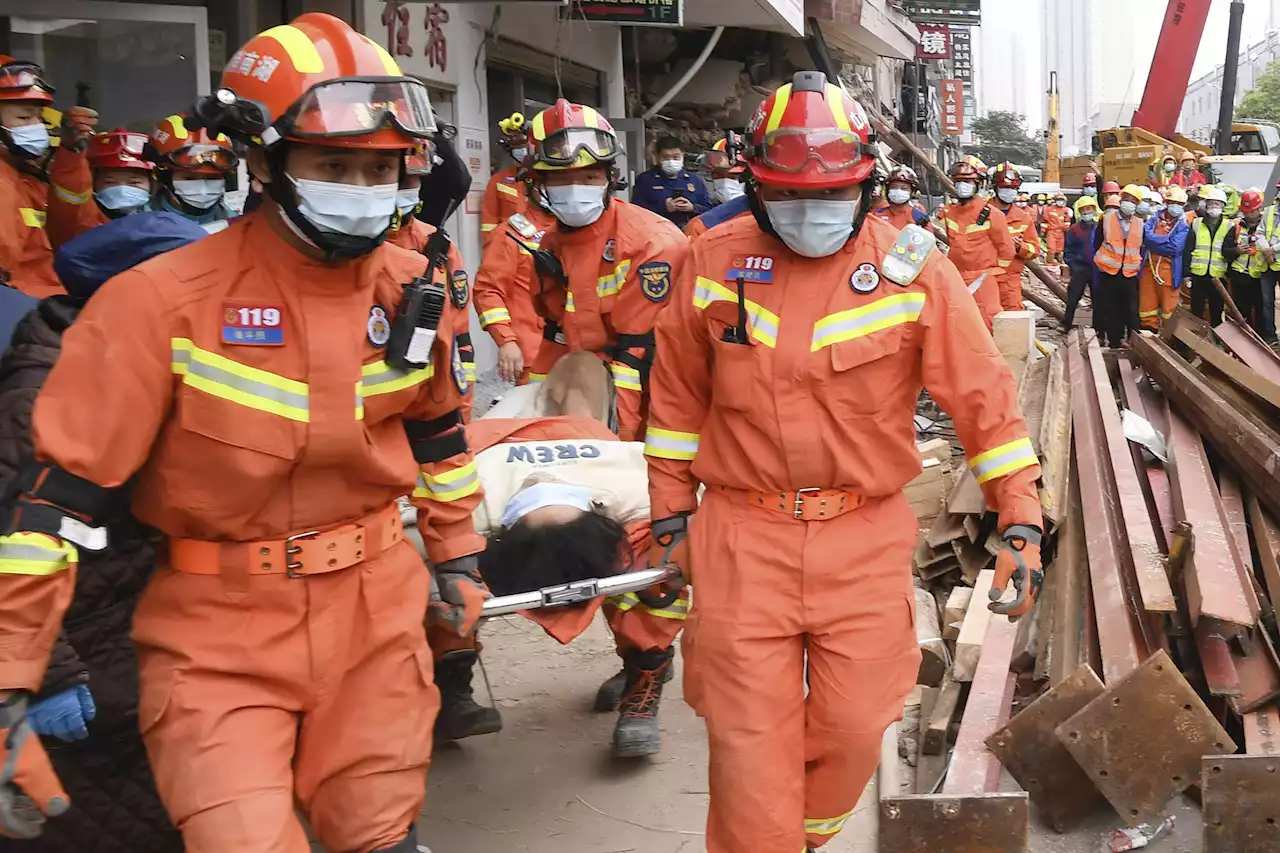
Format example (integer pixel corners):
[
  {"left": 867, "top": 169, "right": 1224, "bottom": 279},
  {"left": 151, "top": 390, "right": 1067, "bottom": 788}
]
[{"left": 1044, "top": 71, "right": 1060, "bottom": 184}]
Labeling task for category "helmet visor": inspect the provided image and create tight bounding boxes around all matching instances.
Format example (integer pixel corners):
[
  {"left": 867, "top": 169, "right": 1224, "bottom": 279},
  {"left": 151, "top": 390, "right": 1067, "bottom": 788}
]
[
  {"left": 168, "top": 142, "right": 237, "bottom": 172},
  {"left": 537, "top": 127, "right": 618, "bottom": 167},
  {"left": 756, "top": 128, "right": 870, "bottom": 175},
  {"left": 288, "top": 77, "right": 437, "bottom": 140},
  {"left": 0, "top": 63, "right": 54, "bottom": 97}
]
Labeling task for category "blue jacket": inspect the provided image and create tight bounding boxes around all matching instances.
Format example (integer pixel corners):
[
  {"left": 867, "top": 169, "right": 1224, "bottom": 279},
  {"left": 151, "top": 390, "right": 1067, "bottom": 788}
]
[
  {"left": 54, "top": 212, "right": 210, "bottom": 300},
  {"left": 690, "top": 193, "right": 751, "bottom": 233},
  {"left": 1142, "top": 214, "right": 1189, "bottom": 289},
  {"left": 0, "top": 286, "right": 38, "bottom": 351},
  {"left": 1063, "top": 220, "right": 1096, "bottom": 272},
  {"left": 631, "top": 167, "right": 712, "bottom": 229}
]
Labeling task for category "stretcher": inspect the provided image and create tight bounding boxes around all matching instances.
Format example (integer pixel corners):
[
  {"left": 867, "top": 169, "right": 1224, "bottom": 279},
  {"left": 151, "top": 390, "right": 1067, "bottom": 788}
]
[{"left": 480, "top": 564, "right": 682, "bottom": 618}]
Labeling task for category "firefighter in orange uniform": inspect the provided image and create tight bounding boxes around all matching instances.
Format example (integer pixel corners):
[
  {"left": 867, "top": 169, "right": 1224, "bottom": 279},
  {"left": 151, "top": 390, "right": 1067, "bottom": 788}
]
[
  {"left": 144, "top": 114, "right": 238, "bottom": 228},
  {"left": 685, "top": 135, "right": 750, "bottom": 240},
  {"left": 643, "top": 72, "right": 1043, "bottom": 853},
  {"left": 989, "top": 161, "right": 1040, "bottom": 311},
  {"left": 0, "top": 15, "right": 486, "bottom": 851},
  {"left": 871, "top": 165, "right": 931, "bottom": 230},
  {"left": 523, "top": 99, "right": 689, "bottom": 441},
  {"left": 1042, "top": 191, "right": 1071, "bottom": 263},
  {"left": 473, "top": 198, "right": 551, "bottom": 385},
  {"left": 46, "top": 128, "right": 155, "bottom": 248},
  {"left": 479, "top": 112, "right": 529, "bottom": 246},
  {"left": 938, "top": 156, "right": 1014, "bottom": 328},
  {"left": 0, "top": 56, "right": 62, "bottom": 296}
]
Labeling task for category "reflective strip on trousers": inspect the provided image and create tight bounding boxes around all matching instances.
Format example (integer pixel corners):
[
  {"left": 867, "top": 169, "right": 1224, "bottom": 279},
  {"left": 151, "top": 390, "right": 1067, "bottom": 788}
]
[
  {"left": 529, "top": 373, "right": 547, "bottom": 384},
  {"left": 611, "top": 361, "right": 642, "bottom": 392},
  {"left": 804, "top": 808, "right": 855, "bottom": 836},
  {"left": 479, "top": 307, "right": 512, "bottom": 327},
  {"left": 598, "top": 260, "right": 632, "bottom": 298},
  {"left": 608, "top": 591, "right": 689, "bottom": 620},
  {"left": 810, "top": 292, "right": 926, "bottom": 351},
  {"left": 968, "top": 437, "right": 1039, "bottom": 484},
  {"left": 171, "top": 338, "right": 310, "bottom": 422},
  {"left": 360, "top": 359, "right": 434, "bottom": 398},
  {"left": 968, "top": 273, "right": 987, "bottom": 294},
  {"left": 692, "top": 276, "right": 780, "bottom": 347},
  {"left": 413, "top": 461, "right": 480, "bottom": 502},
  {"left": 643, "top": 427, "right": 700, "bottom": 461}
]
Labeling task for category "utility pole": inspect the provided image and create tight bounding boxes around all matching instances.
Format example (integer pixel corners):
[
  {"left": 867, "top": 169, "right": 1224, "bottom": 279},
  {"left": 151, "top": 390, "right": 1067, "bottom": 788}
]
[{"left": 1217, "top": 0, "right": 1246, "bottom": 155}]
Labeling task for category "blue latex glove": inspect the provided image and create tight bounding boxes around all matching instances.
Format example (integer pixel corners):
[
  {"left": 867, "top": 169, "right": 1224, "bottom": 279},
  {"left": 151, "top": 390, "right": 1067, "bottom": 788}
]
[{"left": 26, "top": 686, "right": 96, "bottom": 742}]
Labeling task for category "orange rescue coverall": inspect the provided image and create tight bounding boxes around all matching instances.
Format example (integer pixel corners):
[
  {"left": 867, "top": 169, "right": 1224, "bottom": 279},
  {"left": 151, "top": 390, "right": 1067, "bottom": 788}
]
[
  {"left": 1138, "top": 214, "right": 1180, "bottom": 330},
  {"left": 472, "top": 205, "right": 552, "bottom": 383},
  {"left": 872, "top": 202, "right": 926, "bottom": 230},
  {"left": 994, "top": 200, "right": 1040, "bottom": 311},
  {"left": 6, "top": 214, "right": 483, "bottom": 853},
  {"left": 645, "top": 213, "right": 1042, "bottom": 853},
  {"left": 1042, "top": 204, "right": 1071, "bottom": 259},
  {"left": 939, "top": 197, "right": 1014, "bottom": 328},
  {"left": 45, "top": 145, "right": 108, "bottom": 250},
  {"left": 480, "top": 165, "right": 526, "bottom": 247},
  {"left": 0, "top": 153, "right": 61, "bottom": 296},
  {"left": 531, "top": 199, "right": 690, "bottom": 441}
]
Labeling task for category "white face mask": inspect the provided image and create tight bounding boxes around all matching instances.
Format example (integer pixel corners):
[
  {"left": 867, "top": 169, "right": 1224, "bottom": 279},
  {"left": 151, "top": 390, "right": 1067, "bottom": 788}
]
[
  {"left": 1136, "top": 202, "right": 1152, "bottom": 217},
  {"left": 545, "top": 183, "right": 607, "bottom": 228},
  {"left": 996, "top": 188, "right": 1017, "bottom": 204},
  {"left": 887, "top": 187, "right": 911, "bottom": 205},
  {"left": 95, "top": 185, "right": 151, "bottom": 213},
  {"left": 6, "top": 123, "right": 50, "bottom": 157},
  {"left": 955, "top": 181, "right": 976, "bottom": 199},
  {"left": 510, "top": 147, "right": 528, "bottom": 163},
  {"left": 661, "top": 158, "right": 683, "bottom": 177},
  {"left": 1081, "top": 214, "right": 1097, "bottom": 223},
  {"left": 713, "top": 178, "right": 744, "bottom": 202},
  {"left": 1016, "top": 201, "right": 1029, "bottom": 207},
  {"left": 288, "top": 176, "right": 399, "bottom": 238},
  {"left": 1205, "top": 204, "right": 1224, "bottom": 218},
  {"left": 1083, "top": 187, "right": 1097, "bottom": 196},
  {"left": 764, "top": 197, "right": 859, "bottom": 258},
  {"left": 171, "top": 178, "right": 226, "bottom": 211},
  {"left": 396, "top": 189, "right": 421, "bottom": 219},
  {"left": 1164, "top": 162, "right": 1176, "bottom": 174},
  {"left": 1119, "top": 200, "right": 1137, "bottom": 217}
]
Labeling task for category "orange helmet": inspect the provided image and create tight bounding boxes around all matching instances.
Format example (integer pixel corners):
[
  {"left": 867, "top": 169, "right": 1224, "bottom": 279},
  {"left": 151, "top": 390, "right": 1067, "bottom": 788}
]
[
  {"left": 1102, "top": 180, "right": 1121, "bottom": 194},
  {"left": 147, "top": 114, "right": 237, "bottom": 175},
  {"left": 1103, "top": 193, "right": 1121, "bottom": 209},
  {"left": 707, "top": 134, "right": 746, "bottom": 176},
  {"left": 990, "top": 161, "right": 1022, "bottom": 190},
  {"left": 526, "top": 99, "right": 620, "bottom": 172},
  {"left": 744, "top": 72, "right": 875, "bottom": 189},
  {"left": 1240, "top": 188, "right": 1264, "bottom": 214},
  {"left": 0, "top": 56, "right": 54, "bottom": 104},
  {"left": 196, "top": 13, "right": 434, "bottom": 150},
  {"left": 87, "top": 130, "right": 154, "bottom": 172}
]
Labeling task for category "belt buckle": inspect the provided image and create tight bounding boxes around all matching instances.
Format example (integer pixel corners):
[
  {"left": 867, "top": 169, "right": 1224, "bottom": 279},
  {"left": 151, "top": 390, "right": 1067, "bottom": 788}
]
[
  {"left": 794, "top": 488, "right": 821, "bottom": 519},
  {"left": 284, "top": 530, "right": 320, "bottom": 578}
]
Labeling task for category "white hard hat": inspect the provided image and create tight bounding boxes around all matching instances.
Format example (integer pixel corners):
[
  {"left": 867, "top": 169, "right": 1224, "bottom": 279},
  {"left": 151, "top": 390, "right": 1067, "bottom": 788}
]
[
  {"left": 1143, "top": 188, "right": 1162, "bottom": 204},
  {"left": 1201, "top": 186, "right": 1227, "bottom": 204}
]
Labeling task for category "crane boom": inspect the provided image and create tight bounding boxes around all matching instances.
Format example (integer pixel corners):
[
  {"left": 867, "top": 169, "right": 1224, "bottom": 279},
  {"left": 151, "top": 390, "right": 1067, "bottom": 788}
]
[
  {"left": 1130, "top": 0, "right": 1214, "bottom": 139},
  {"left": 1045, "top": 71, "right": 1060, "bottom": 182}
]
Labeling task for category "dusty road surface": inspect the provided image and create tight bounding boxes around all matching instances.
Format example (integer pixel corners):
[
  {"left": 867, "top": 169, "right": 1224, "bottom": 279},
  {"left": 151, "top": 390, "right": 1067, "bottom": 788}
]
[{"left": 414, "top": 613, "right": 1203, "bottom": 853}]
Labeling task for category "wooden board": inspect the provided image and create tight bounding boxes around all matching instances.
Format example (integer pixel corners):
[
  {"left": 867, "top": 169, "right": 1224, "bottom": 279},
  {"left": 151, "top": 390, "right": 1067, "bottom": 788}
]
[
  {"left": 1018, "top": 353, "right": 1052, "bottom": 456},
  {"left": 992, "top": 310, "right": 1036, "bottom": 385},
  {"left": 1037, "top": 348, "right": 1073, "bottom": 527},
  {"left": 1247, "top": 496, "right": 1280, "bottom": 619},
  {"left": 906, "top": 457, "right": 954, "bottom": 527},
  {"left": 916, "top": 585, "right": 949, "bottom": 687},
  {"left": 954, "top": 570, "right": 996, "bottom": 682},
  {"left": 918, "top": 437, "right": 952, "bottom": 466},
  {"left": 953, "top": 537, "right": 992, "bottom": 587},
  {"left": 947, "top": 468, "right": 988, "bottom": 516},
  {"left": 924, "top": 675, "right": 963, "bottom": 755},
  {"left": 943, "top": 586, "right": 974, "bottom": 642}
]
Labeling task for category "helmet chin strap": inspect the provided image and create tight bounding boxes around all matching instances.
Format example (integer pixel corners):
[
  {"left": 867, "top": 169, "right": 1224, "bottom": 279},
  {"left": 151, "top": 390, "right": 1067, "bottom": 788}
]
[{"left": 264, "top": 145, "right": 388, "bottom": 262}]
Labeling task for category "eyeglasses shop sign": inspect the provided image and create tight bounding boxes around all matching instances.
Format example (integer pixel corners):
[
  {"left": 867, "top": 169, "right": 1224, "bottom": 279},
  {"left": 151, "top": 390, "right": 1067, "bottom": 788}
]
[{"left": 559, "top": 0, "right": 683, "bottom": 27}]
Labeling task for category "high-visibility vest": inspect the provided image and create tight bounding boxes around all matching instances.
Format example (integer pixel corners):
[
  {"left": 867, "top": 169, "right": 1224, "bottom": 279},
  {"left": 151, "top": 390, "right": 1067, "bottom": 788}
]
[
  {"left": 1095, "top": 211, "right": 1144, "bottom": 277},
  {"left": 1190, "top": 218, "right": 1231, "bottom": 277},
  {"left": 1263, "top": 205, "right": 1280, "bottom": 272}
]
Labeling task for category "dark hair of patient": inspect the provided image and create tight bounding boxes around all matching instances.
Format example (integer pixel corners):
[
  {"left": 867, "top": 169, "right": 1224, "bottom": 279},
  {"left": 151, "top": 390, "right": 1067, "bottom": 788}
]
[{"left": 479, "top": 510, "right": 631, "bottom": 598}]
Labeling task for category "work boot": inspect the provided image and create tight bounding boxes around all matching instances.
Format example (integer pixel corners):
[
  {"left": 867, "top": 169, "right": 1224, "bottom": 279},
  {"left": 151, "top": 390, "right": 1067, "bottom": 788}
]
[
  {"left": 594, "top": 656, "right": 677, "bottom": 712},
  {"left": 433, "top": 649, "right": 503, "bottom": 741},
  {"left": 612, "top": 646, "right": 674, "bottom": 758}
]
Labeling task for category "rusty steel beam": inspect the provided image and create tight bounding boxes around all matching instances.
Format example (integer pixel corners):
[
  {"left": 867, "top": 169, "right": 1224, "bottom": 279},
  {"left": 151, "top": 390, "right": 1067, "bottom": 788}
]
[
  {"left": 1231, "top": 627, "right": 1280, "bottom": 715},
  {"left": 1195, "top": 617, "right": 1243, "bottom": 697},
  {"left": 945, "top": 614, "right": 1020, "bottom": 796},
  {"left": 1216, "top": 319, "right": 1280, "bottom": 388},
  {"left": 1116, "top": 359, "right": 1173, "bottom": 550},
  {"left": 1202, "top": 705, "right": 1280, "bottom": 853},
  {"left": 1023, "top": 286, "right": 1066, "bottom": 322},
  {"left": 1174, "top": 324, "right": 1280, "bottom": 417},
  {"left": 1248, "top": 496, "right": 1280, "bottom": 618}
]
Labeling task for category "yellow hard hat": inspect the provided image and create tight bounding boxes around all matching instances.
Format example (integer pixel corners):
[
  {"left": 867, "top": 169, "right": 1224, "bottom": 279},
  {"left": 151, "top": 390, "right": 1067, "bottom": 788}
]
[
  {"left": 1161, "top": 185, "right": 1188, "bottom": 204},
  {"left": 1120, "top": 184, "right": 1145, "bottom": 202},
  {"left": 1073, "top": 196, "right": 1099, "bottom": 217}
]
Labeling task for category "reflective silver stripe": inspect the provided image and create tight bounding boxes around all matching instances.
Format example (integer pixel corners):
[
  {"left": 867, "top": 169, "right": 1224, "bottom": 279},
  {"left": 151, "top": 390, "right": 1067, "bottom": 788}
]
[
  {"left": 810, "top": 293, "right": 926, "bottom": 351},
  {"left": 171, "top": 345, "right": 310, "bottom": 418},
  {"left": 968, "top": 273, "right": 987, "bottom": 294},
  {"left": 968, "top": 437, "right": 1038, "bottom": 484},
  {"left": 0, "top": 542, "right": 66, "bottom": 561},
  {"left": 52, "top": 184, "right": 91, "bottom": 205},
  {"left": 692, "top": 277, "right": 780, "bottom": 346},
  {"left": 414, "top": 462, "right": 480, "bottom": 501},
  {"left": 643, "top": 427, "right": 700, "bottom": 460}
]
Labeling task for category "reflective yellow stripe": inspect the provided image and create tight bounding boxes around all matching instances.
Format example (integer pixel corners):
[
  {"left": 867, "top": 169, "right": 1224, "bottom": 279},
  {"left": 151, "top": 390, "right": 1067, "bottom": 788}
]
[
  {"left": 644, "top": 427, "right": 699, "bottom": 461},
  {"left": 412, "top": 461, "right": 480, "bottom": 502},
  {"left": 968, "top": 437, "right": 1039, "bottom": 485},
  {"left": 481, "top": 223, "right": 498, "bottom": 232},
  {"left": 19, "top": 208, "right": 46, "bottom": 228},
  {"left": 804, "top": 808, "right": 854, "bottom": 836},
  {"left": 826, "top": 84, "right": 851, "bottom": 131},
  {"left": 531, "top": 110, "right": 546, "bottom": 141},
  {"left": 528, "top": 372, "right": 547, "bottom": 384},
  {"left": 945, "top": 218, "right": 959, "bottom": 231},
  {"left": 997, "top": 259, "right": 1012, "bottom": 267},
  {"left": 598, "top": 260, "right": 632, "bottom": 298},
  {"left": 0, "top": 532, "right": 77, "bottom": 576},
  {"left": 566, "top": 291, "right": 576, "bottom": 313},
  {"left": 463, "top": 360, "right": 476, "bottom": 383},
  {"left": 810, "top": 292, "right": 926, "bottom": 351},
  {"left": 164, "top": 113, "right": 189, "bottom": 140},
  {"left": 358, "top": 33, "right": 403, "bottom": 75},
  {"left": 52, "top": 184, "right": 91, "bottom": 205},
  {"left": 1009, "top": 224, "right": 1027, "bottom": 234},
  {"left": 765, "top": 84, "right": 792, "bottom": 133},
  {"left": 692, "top": 276, "right": 779, "bottom": 347},
  {"left": 610, "top": 361, "right": 642, "bottom": 392},
  {"left": 496, "top": 183, "right": 520, "bottom": 198},
  {"left": 260, "top": 24, "right": 326, "bottom": 74},
  {"left": 171, "top": 338, "right": 309, "bottom": 422},
  {"left": 965, "top": 222, "right": 991, "bottom": 233},
  {"left": 355, "top": 381, "right": 364, "bottom": 420},
  {"left": 608, "top": 591, "right": 689, "bottom": 620},
  {"left": 479, "top": 307, "right": 512, "bottom": 327},
  {"left": 581, "top": 105, "right": 602, "bottom": 129},
  {"left": 360, "top": 358, "right": 433, "bottom": 398},
  {"left": 1139, "top": 308, "right": 1160, "bottom": 318}
]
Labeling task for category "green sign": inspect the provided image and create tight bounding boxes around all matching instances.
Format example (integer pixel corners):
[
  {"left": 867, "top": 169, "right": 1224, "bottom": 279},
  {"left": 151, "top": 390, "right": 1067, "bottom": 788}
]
[{"left": 559, "top": 0, "right": 683, "bottom": 28}]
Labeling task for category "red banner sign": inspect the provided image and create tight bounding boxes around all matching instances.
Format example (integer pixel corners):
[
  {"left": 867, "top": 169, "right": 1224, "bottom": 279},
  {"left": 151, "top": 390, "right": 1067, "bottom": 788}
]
[
  {"left": 939, "top": 78, "right": 964, "bottom": 135},
  {"left": 917, "top": 24, "right": 951, "bottom": 60}
]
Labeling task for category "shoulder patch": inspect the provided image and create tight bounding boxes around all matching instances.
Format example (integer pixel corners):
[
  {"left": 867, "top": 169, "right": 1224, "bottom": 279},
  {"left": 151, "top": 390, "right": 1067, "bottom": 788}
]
[
  {"left": 638, "top": 261, "right": 672, "bottom": 302},
  {"left": 450, "top": 269, "right": 469, "bottom": 309},
  {"left": 508, "top": 213, "right": 537, "bottom": 239},
  {"left": 881, "top": 223, "right": 936, "bottom": 286}
]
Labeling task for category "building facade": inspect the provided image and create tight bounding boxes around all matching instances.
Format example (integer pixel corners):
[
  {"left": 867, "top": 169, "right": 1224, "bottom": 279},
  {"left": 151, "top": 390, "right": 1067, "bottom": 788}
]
[{"left": 1180, "top": 28, "right": 1280, "bottom": 145}]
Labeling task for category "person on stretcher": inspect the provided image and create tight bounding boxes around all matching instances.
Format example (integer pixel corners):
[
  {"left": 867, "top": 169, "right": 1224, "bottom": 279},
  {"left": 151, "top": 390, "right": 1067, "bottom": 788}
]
[{"left": 404, "top": 353, "right": 688, "bottom": 757}]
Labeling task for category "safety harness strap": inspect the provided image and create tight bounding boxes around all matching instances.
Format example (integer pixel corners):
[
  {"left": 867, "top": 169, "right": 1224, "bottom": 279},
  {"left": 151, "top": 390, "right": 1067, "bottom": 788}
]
[
  {"left": 404, "top": 410, "right": 469, "bottom": 463},
  {"left": 11, "top": 461, "right": 118, "bottom": 522}
]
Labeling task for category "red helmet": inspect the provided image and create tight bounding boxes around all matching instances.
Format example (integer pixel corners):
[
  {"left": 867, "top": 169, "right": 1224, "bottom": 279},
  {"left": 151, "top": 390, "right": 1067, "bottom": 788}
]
[
  {"left": 1240, "top": 188, "right": 1264, "bottom": 214},
  {"left": 707, "top": 134, "right": 747, "bottom": 176},
  {"left": 87, "top": 130, "right": 153, "bottom": 172},
  {"left": 990, "top": 161, "right": 1022, "bottom": 190},
  {"left": 147, "top": 114, "right": 238, "bottom": 175},
  {"left": 745, "top": 71, "right": 876, "bottom": 189},
  {"left": 1102, "top": 180, "right": 1121, "bottom": 194},
  {"left": 209, "top": 13, "right": 434, "bottom": 150},
  {"left": 0, "top": 55, "right": 54, "bottom": 104},
  {"left": 1083, "top": 173, "right": 1098, "bottom": 187},
  {"left": 527, "top": 99, "right": 620, "bottom": 172},
  {"left": 951, "top": 159, "right": 983, "bottom": 184}
]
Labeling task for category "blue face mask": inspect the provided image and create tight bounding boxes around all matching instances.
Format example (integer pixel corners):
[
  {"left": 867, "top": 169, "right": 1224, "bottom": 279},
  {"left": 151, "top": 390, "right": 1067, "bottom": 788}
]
[
  {"left": 95, "top": 184, "right": 151, "bottom": 213},
  {"left": 1167, "top": 204, "right": 1185, "bottom": 219},
  {"left": 6, "top": 123, "right": 50, "bottom": 157}
]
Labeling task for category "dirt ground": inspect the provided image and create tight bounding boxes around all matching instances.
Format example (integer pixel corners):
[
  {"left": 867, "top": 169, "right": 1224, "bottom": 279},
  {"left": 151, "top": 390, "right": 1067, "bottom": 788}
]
[{"left": 414, "top": 614, "right": 1203, "bottom": 853}]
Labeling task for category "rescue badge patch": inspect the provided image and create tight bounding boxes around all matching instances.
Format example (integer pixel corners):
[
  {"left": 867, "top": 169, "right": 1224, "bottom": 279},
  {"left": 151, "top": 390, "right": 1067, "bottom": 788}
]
[
  {"left": 450, "top": 270, "right": 469, "bottom": 309},
  {"left": 850, "top": 263, "right": 881, "bottom": 294},
  {"left": 222, "top": 302, "right": 283, "bottom": 346},
  {"left": 603, "top": 238, "right": 617, "bottom": 263},
  {"left": 367, "top": 305, "right": 391, "bottom": 348},
  {"left": 451, "top": 338, "right": 469, "bottom": 393},
  {"left": 638, "top": 261, "right": 672, "bottom": 302}
]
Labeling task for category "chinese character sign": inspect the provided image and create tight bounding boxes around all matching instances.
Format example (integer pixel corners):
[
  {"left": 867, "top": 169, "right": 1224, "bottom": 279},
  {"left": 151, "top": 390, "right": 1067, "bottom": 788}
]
[
  {"left": 950, "top": 27, "right": 973, "bottom": 83},
  {"left": 938, "top": 79, "right": 964, "bottom": 135},
  {"left": 917, "top": 25, "right": 951, "bottom": 60},
  {"left": 425, "top": 3, "right": 449, "bottom": 73},
  {"left": 382, "top": 0, "right": 412, "bottom": 57}
]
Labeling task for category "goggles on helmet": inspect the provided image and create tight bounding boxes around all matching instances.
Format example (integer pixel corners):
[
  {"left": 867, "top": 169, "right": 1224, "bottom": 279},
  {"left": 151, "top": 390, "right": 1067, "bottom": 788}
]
[
  {"left": 0, "top": 62, "right": 54, "bottom": 97},
  {"left": 537, "top": 127, "right": 618, "bottom": 167},
  {"left": 753, "top": 127, "right": 872, "bottom": 175},
  {"left": 277, "top": 76, "right": 437, "bottom": 141},
  {"left": 166, "top": 143, "right": 237, "bottom": 171}
]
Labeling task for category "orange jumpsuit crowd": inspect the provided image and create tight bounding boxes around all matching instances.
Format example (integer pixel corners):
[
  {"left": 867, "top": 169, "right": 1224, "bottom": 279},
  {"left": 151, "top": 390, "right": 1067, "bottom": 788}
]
[
  {"left": 472, "top": 204, "right": 551, "bottom": 383},
  {"left": 939, "top": 190, "right": 1014, "bottom": 327}
]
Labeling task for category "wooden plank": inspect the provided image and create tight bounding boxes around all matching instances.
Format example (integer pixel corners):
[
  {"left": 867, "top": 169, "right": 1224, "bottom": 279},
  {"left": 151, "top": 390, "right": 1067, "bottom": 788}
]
[
  {"left": 992, "top": 310, "right": 1036, "bottom": 385},
  {"left": 954, "top": 569, "right": 996, "bottom": 682},
  {"left": 945, "top": 614, "right": 1020, "bottom": 796},
  {"left": 947, "top": 468, "right": 988, "bottom": 516},
  {"left": 1215, "top": 318, "right": 1280, "bottom": 386},
  {"left": 924, "top": 675, "right": 963, "bottom": 755},
  {"left": 906, "top": 458, "right": 952, "bottom": 527},
  {"left": 1247, "top": 496, "right": 1280, "bottom": 619},
  {"left": 1017, "top": 352, "right": 1052, "bottom": 455},
  {"left": 1084, "top": 338, "right": 1177, "bottom": 614},
  {"left": 1175, "top": 323, "right": 1280, "bottom": 416},
  {"left": 1037, "top": 347, "right": 1073, "bottom": 527},
  {"left": 916, "top": 585, "right": 949, "bottom": 687},
  {"left": 918, "top": 437, "right": 952, "bottom": 466},
  {"left": 953, "top": 537, "right": 991, "bottom": 587},
  {"left": 943, "top": 585, "right": 973, "bottom": 642}
]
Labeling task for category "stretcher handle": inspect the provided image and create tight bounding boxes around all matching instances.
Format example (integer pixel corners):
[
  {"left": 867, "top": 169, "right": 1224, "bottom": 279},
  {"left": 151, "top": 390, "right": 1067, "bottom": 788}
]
[{"left": 480, "top": 564, "right": 683, "bottom": 619}]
